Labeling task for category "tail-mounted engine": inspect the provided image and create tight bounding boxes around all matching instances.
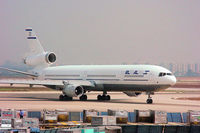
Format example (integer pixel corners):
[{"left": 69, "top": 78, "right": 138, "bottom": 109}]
[{"left": 24, "top": 52, "right": 56, "bottom": 66}]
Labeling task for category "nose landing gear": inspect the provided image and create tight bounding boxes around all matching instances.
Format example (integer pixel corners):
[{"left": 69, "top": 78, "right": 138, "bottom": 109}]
[
  {"left": 146, "top": 98, "right": 153, "bottom": 104},
  {"left": 146, "top": 92, "right": 153, "bottom": 104},
  {"left": 97, "top": 95, "right": 110, "bottom": 101}
]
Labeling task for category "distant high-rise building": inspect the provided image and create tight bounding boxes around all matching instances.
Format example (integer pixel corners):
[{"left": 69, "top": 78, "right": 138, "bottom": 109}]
[
  {"left": 195, "top": 64, "right": 199, "bottom": 73},
  {"left": 169, "top": 63, "right": 174, "bottom": 73},
  {"left": 183, "top": 64, "right": 187, "bottom": 74},
  {"left": 187, "top": 64, "right": 192, "bottom": 72}
]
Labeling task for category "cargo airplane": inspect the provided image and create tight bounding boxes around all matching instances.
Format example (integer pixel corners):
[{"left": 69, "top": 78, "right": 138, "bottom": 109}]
[{"left": 0, "top": 28, "right": 176, "bottom": 104}]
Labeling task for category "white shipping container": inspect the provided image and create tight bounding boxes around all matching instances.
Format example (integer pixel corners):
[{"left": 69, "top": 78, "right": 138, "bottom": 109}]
[
  {"left": 56, "top": 111, "right": 68, "bottom": 115},
  {"left": 44, "top": 114, "right": 57, "bottom": 121},
  {"left": 0, "top": 119, "right": 12, "bottom": 128},
  {"left": 58, "top": 128, "right": 82, "bottom": 133},
  {"left": 189, "top": 111, "right": 200, "bottom": 124},
  {"left": 154, "top": 111, "right": 167, "bottom": 124},
  {"left": 22, "top": 118, "right": 39, "bottom": 128},
  {"left": 135, "top": 110, "right": 154, "bottom": 123},
  {"left": 91, "top": 116, "right": 116, "bottom": 125},
  {"left": 105, "top": 126, "right": 122, "bottom": 133},
  {"left": 83, "top": 109, "right": 98, "bottom": 123},
  {"left": 56, "top": 110, "right": 69, "bottom": 122},
  {"left": 108, "top": 109, "right": 128, "bottom": 117},
  {"left": 91, "top": 116, "right": 106, "bottom": 125},
  {"left": 107, "top": 116, "right": 117, "bottom": 125},
  {"left": 138, "top": 110, "right": 151, "bottom": 117},
  {"left": 11, "top": 118, "right": 23, "bottom": 128},
  {"left": 43, "top": 110, "right": 57, "bottom": 121}
]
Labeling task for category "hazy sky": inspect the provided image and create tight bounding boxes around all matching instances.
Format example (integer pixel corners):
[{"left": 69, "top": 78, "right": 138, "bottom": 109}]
[{"left": 0, "top": 1, "right": 200, "bottom": 65}]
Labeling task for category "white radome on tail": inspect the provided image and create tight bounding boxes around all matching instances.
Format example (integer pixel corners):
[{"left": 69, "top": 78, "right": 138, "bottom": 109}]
[{"left": 24, "top": 27, "right": 56, "bottom": 67}]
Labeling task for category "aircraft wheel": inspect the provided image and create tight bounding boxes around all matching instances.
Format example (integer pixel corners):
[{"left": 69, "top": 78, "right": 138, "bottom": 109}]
[
  {"left": 102, "top": 95, "right": 110, "bottom": 100},
  {"left": 106, "top": 95, "right": 111, "bottom": 100},
  {"left": 59, "top": 95, "right": 64, "bottom": 101},
  {"left": 102, "top": 95, "right": 106, "bottom": 100},
  {"left": 146, "top": 99, "right": 153, "bottom": 104},
  {"left": 69, "top": 97, "right": 73, "bottom": 101},
  {"left": 63, "top": 95, "right": 73, "bottom": 101},
  {"left": 97, "top": 95, "right": 110, "bottom": 101},
  {"left": 97, "top": 95, "right": 102, "bottom": 101},
  {"left": 80, "top": 95, "right": 87, "bottom": 101}
]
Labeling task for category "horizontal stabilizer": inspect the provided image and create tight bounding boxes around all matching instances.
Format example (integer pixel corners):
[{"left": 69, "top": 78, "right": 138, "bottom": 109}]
[{"left": 0, "top": 67, "right": 38, "bottom": 77}]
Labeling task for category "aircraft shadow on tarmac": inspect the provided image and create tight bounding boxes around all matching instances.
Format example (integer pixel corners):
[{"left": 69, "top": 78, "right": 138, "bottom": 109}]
[
  {"left": 0, "top": 96, "right": 145, "bottom": 104},
  {"left": 0, "top": 97, "right": 58, "bottom": 101},
  {"left": 0, "top": 96, "right": 136, "bottom": 102},
  {"left": 1, "top": 96, "right": 200, "bottom": 108}
]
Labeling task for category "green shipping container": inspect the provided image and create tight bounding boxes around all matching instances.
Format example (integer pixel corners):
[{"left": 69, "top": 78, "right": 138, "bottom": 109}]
[{"left": 81, "top": 128, "right": 94, "bottom": 133}]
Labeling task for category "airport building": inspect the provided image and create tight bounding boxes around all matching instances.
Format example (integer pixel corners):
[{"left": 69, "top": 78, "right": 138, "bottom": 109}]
[{"left": 159, "top": 63, "right": 200, "bottom": 77}]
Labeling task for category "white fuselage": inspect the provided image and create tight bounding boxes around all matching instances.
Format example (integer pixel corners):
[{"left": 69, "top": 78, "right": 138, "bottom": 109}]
[{"left": 40, "top": 65, "right": 176, "bottom": 92}]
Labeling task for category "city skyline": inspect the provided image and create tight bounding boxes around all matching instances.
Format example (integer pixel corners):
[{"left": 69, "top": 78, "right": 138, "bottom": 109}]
[{"left": 1, "top": 60, "right": 200, "bottom": 77}]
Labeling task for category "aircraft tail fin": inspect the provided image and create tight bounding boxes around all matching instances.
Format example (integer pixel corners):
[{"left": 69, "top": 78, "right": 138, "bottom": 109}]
[
  {"left": 23, "top": 28, "right": 56, "bottom": 70},
  {"left": 25, "top": 27, "right": 45, "bottom": 55}
]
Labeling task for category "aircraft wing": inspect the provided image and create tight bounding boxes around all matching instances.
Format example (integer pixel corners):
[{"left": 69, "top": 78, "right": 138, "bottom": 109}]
[
  {"left": 0, "top": 79, "right": 95, "bottom": 87},
  {"left": 0, "top": 67, "right": 95, "bottom": 87},
  {"left": 0, "top": 67, "right": 38, "bottom": 77}
]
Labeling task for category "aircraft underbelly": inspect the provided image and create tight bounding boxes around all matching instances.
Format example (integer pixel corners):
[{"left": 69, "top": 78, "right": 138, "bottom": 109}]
[{"left": 86, "top": 83, "right": 170, "bottom": 92}]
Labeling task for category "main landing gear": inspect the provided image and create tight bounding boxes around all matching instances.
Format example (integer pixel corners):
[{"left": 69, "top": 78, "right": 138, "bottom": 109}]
[
  {"left": 79, "top": 94, "right": 87, "bottom": 101},
  {"left": 97, "top": 91, "right": 111, "bottom": 101},
  {"left": 59, "top": 94, "right": 73, "bottom": 101},
  {"left": 146, "top": 92, "right": 153, "bottom": 104}
]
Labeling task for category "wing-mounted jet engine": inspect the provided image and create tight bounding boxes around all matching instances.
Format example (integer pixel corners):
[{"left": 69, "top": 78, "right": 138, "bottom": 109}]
[
  {"left": 63, "top": 85, "right": 84, "bottom": 97},
  {"left": 58, "top": 81, "right": 84, "bottom": 101}
]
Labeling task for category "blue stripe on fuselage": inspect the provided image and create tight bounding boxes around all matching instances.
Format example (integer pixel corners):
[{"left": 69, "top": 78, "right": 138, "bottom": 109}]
[
  {"left": 27, "top": 37, "right": 36, "bottom": 39},
  {"left": 25, "top": 29, "right": 32, "bottom": 31}
]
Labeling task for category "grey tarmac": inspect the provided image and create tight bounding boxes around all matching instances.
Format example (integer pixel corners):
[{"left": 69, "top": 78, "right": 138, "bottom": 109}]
[{"left": 0, "top": 88, "right": 199, "bottom": 112}]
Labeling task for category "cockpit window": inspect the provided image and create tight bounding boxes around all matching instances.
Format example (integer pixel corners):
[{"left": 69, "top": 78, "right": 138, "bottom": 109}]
[
  {"left": 159, "top": 72, "right": 165, "bottom": 77},
  {"left": 159, "top": 72, "right": 173, "bottom": 77}
]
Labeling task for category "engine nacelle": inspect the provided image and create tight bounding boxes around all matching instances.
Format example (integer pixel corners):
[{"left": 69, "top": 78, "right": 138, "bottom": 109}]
[
  {"left": 63, "top": 85, "right": 84, "bottom": 97},
  {"left": 123, "top": 91, "right": 142, "bottom": 97},
  {"left": 24, "top": 52, "right": 56, "bottom": 66}
]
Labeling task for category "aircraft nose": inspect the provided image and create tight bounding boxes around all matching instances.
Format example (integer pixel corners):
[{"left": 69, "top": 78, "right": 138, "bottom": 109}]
[{"left": 170, "top": 76, "right": 177, "bottom": 86}]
